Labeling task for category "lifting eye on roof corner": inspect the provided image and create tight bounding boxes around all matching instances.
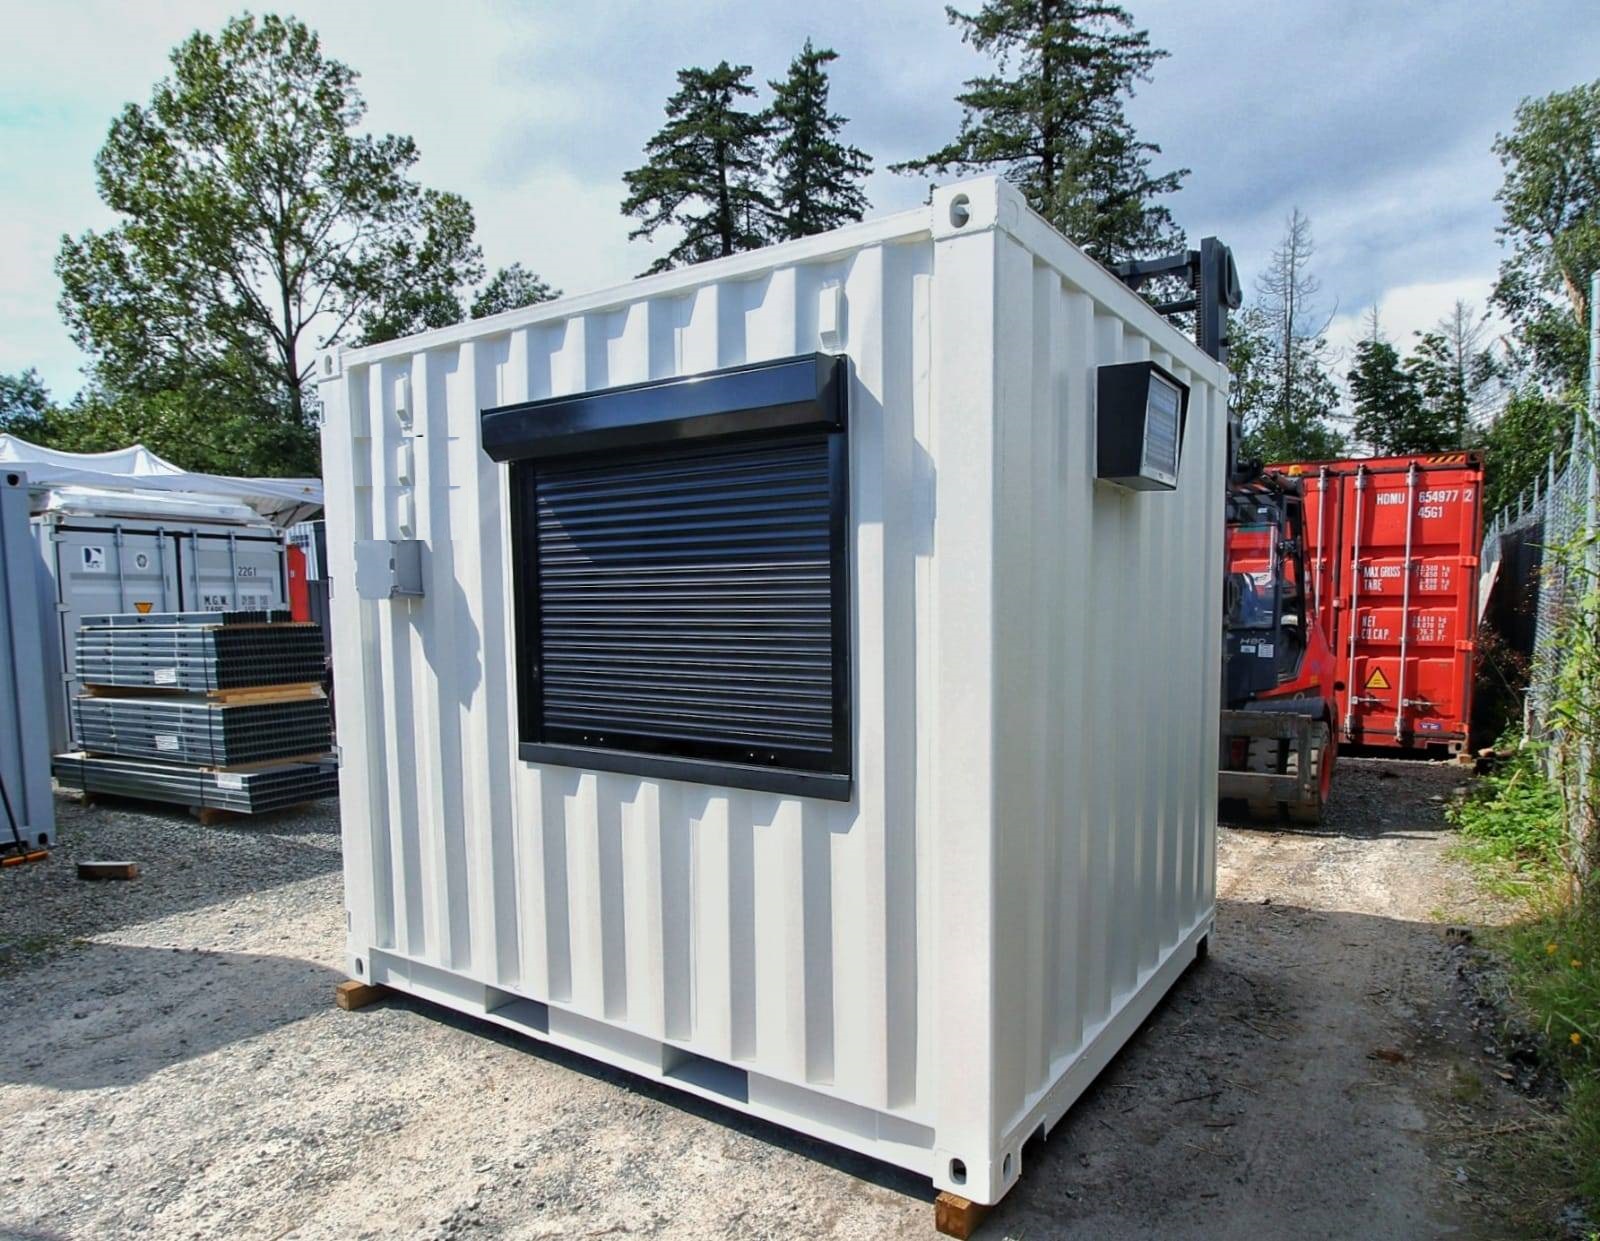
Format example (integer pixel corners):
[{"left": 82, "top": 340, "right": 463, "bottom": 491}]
[{"left": 1110, "top": 238, "right": 1241, "bottom": 365}]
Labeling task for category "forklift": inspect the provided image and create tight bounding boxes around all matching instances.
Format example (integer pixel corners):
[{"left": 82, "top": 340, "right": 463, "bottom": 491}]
[{"left": 1115, "top": 242, "right": 1338, "bottom": 825}]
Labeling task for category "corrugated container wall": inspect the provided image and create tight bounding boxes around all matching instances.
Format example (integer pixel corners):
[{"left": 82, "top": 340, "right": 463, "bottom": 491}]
[
  {"left": 321, "top": 178, "right": 1227, "bottom": 1206},
  {"left": 0, "top": 471, "right": 53, "bottom": 849},
  {"left": 1282, "top": 453, "right": 1484, "bottom": 752}
]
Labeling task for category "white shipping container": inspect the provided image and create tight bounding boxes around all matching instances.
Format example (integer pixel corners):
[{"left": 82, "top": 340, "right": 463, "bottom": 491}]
[
  {"left": 321, "top": 176, "right": 1226, "bottom": 1208},
  {"left": 1, "top": 470, "right": 52, "bottom": 850},
  {"left": 30, "top": 494, "right": 290, "bottom": 754}
]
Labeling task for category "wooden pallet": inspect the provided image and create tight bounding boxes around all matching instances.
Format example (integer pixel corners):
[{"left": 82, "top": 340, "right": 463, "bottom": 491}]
[
  {"left": 189, "top": 799, "right": 323, "bottom": 827},
  {"left": 83, "top": 682, "right": 324, "bottom": 704}
]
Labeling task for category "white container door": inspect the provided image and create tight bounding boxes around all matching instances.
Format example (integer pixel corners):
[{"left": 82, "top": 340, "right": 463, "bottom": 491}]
[
  {"left": 51, "top": 525, "right": 180, "bottom": 746},
  {"left": 178, "top": 532, "right": 286, "bottom": 613}
]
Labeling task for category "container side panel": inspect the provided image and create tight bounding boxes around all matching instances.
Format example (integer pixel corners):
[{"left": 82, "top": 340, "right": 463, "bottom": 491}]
[
  {"left": 327, "top": 238, "right": 943, "bottom": 1138},
  {"left": 988, "top": 231, "right": 1223, "bottom": 1161},
  {"left": 325, "top": 181, "right": 1223, "bottom": 1206}
]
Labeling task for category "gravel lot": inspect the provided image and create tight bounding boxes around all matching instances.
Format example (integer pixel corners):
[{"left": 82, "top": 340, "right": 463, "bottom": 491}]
[{"left": 0, "top": 761, "right": 1542, "bottom": 1239}]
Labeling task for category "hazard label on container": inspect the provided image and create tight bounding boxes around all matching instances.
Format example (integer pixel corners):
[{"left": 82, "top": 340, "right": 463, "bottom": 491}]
[
  {"left": 1365, "top": 668, "right": 1390, "bottom": 690},
  {"left": 134, "top": 601, "right": 153, "bottom": 614}
]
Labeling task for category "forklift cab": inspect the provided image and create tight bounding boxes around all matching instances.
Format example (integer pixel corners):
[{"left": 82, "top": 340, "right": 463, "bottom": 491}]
[{"left": 1223, "top": 476, "right": 1312, "bottom": 710}]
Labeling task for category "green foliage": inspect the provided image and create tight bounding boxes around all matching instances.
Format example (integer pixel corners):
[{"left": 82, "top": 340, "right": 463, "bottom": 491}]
[
  {"left": 1451, "top": 743, "right": 1600, "bottom": 1215},
  {"left": 1349, "top": 337, "right": 1454, "bottom": 454},
  {"left": 0, "top": 369, "right": 52, "bottom": 439},
  {"left": 1481, "top": 386, "right": 1574, "bottom": 515},
  {"left": 1, "top": 365, "right": 314, "bottom": 478},
  {"left": 470, "top": 263, "right": 560, "bottom": 320},
  {"left": 767, "top": 41, "right": 871, "bottom": 240},
  {"left": 1231, "top": 212, "right": 1345, "bottom": 463},
  {"left": 1229, "top": 305, "right": 1345, "bottom": 463},
  {"left": 1492, "top": 890, "right": 1600, "bottom": 1208},
  {"left": 1492, "top": 80, "right": 1600, "bottom": 397},
  {"left": 1405, "top": 303, "right": 1495, "bottom": 450},
  {"left": 355, "top": 190, "right": 483, "bottom": 345},
  {"left": 622, "top": 62, "right": 775, "bottom": 274},
  {"left": 892, "top": 0, "right": 1186, "bottom": 263},
  {"left": 56, "top": 12, "right": 486, "bottom": 467},
  {"left": 1548, "top": 510, "right": 1600, "bottom": 868},
  {"left": 34, "top": 383, "right": 319, "bottom": 478},
  {"left": 1448, "top": 743, "right": 1568, "bottom": 888}
]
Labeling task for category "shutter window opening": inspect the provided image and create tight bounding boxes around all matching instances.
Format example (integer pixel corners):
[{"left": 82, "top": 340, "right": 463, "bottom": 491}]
[{"left": 486, "top": 354, "right": 851, "bottom": 801}]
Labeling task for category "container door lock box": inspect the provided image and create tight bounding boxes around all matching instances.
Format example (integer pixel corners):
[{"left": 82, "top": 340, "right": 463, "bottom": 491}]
[{"left": 354, "top": 539, "right": 424, "bottom": 599}]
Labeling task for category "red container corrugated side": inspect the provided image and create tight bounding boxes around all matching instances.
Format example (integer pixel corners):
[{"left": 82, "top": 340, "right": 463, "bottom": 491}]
[{"left": 1272, "top": 453, "right": 1484, "bottom": 753}]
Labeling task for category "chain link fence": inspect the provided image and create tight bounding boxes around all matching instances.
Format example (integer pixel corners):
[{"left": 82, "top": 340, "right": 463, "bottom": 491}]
[{"left": 1480, "top": 272, "right": 1600, "bottom": 874}]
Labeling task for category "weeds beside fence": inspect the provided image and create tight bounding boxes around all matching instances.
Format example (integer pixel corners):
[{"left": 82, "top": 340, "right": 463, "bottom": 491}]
[{"left": 1483, "top": 273, "right": 1600, "bottom": 883}]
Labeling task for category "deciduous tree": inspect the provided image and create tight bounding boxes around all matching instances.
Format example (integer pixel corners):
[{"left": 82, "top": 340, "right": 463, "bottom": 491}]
[
  {"left": 56, "top": 13, "right": 485, "bottom": 474},
  {"left": 0, "top": 370, "right": 51, "bottom": 440},
  {"left": 1491, "top": 80, "right": 1600, "bottom": 397},
  {"left": 471, "top": 263, "right": 561, "bottom": 320},
  {"left": 1229, "top": 306, "right": 1344, "bottom": 463}
]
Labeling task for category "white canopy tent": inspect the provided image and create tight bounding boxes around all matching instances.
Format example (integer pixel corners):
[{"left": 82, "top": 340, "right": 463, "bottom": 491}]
[{"left": 0, "top": 435, "right": 322, "bottom": 528}]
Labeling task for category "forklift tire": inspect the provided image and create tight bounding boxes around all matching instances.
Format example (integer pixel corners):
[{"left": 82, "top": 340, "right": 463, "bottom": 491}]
[{"left": 1281, "top": 722, "right": 1331, "bottom": 825}]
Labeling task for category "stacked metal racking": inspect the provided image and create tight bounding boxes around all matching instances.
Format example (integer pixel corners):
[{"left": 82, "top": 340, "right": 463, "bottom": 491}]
[{"left": 54, "top": 610, "right": 336, "bottom": 817}]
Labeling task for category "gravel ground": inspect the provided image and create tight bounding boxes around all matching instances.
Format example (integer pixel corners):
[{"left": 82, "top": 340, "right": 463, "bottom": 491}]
[{"left": 0, "top": 762, "right": 1542, "bottom": 1239}]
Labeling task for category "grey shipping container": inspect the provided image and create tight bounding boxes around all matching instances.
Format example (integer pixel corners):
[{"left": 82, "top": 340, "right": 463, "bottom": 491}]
[
  {"left": 1, "top": 470, "right": 53, "bottom": 850},
  {"left": 33, "top": 502, "right": 289, "bottom": 753}
]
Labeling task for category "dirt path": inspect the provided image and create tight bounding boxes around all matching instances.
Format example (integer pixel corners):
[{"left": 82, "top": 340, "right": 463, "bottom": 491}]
[{"left": 0, "top": 761, "right": 1530, "bottom": 1239}]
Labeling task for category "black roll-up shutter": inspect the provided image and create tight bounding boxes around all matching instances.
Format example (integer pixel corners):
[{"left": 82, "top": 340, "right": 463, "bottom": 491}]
[
  {"left": 496, "top": 352, "right": 851, "bottom": 800},
  {"left": 519, "top": 434, "right": 850, "bottom": 796}
]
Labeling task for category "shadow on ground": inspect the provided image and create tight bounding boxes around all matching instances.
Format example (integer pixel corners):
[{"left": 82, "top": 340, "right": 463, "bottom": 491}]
[
  {"left": 0, "top": 942, "right": 343, "bottom": 1091},
  {"left": 0, "top": 792, "right": 341, "bottom": 974}
]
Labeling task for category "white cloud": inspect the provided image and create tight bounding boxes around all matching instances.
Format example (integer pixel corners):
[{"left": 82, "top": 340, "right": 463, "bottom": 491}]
[
  {"left": 0, "top": 0, "right": 1596, "bottom": 412},
  {"left": 1326, "top": 275, "right": 1503, "bottom": 368}
]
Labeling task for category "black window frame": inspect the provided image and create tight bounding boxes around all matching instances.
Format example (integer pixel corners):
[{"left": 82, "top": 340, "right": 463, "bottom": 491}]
[{"left": 484, "top": 352, "right": 853, "bottom": 802}]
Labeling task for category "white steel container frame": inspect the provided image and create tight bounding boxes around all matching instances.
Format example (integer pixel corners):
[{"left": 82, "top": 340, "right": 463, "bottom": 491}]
[
  {"left": 321, "top": 177, "right": 1226, "bottom": 1206},
  {"left": 0, "top": 470, "right": 52, "bottom": 850}
]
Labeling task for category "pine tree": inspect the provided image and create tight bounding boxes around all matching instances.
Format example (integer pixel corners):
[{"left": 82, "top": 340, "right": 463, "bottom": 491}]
[
  {"left": 1405, "top": 301, "right": 1494, "bottom": 450},
  {"left": 891, "top": 0, "right": 1186, "bottom": 262},
  {"left": 767, "top": 41, "right": 872, "bottom": 240},
  {"left": 622, "top": 63, "right": 774, "bottom": 274},
  {"left": 1350, "top": 336, "right": 1443, "bottom": 454}
]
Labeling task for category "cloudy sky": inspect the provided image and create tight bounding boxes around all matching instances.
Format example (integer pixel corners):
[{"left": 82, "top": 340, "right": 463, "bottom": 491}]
[{"left": 3, "top": 0, "right": 1597, "bottom": 400}]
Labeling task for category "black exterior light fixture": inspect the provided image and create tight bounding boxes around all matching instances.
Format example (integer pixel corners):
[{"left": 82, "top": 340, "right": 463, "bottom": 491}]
[{"left": 1096, "top": 360, "right": 1190, "bottom": 491}]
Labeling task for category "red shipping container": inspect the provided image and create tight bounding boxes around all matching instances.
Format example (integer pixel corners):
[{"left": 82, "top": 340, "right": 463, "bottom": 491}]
[
  {"left": 1273, "top": 453, "right": 1484, "bottom": 754},
  {"left": 286, "top": 543, "right": 310, "bottom": 622}
]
